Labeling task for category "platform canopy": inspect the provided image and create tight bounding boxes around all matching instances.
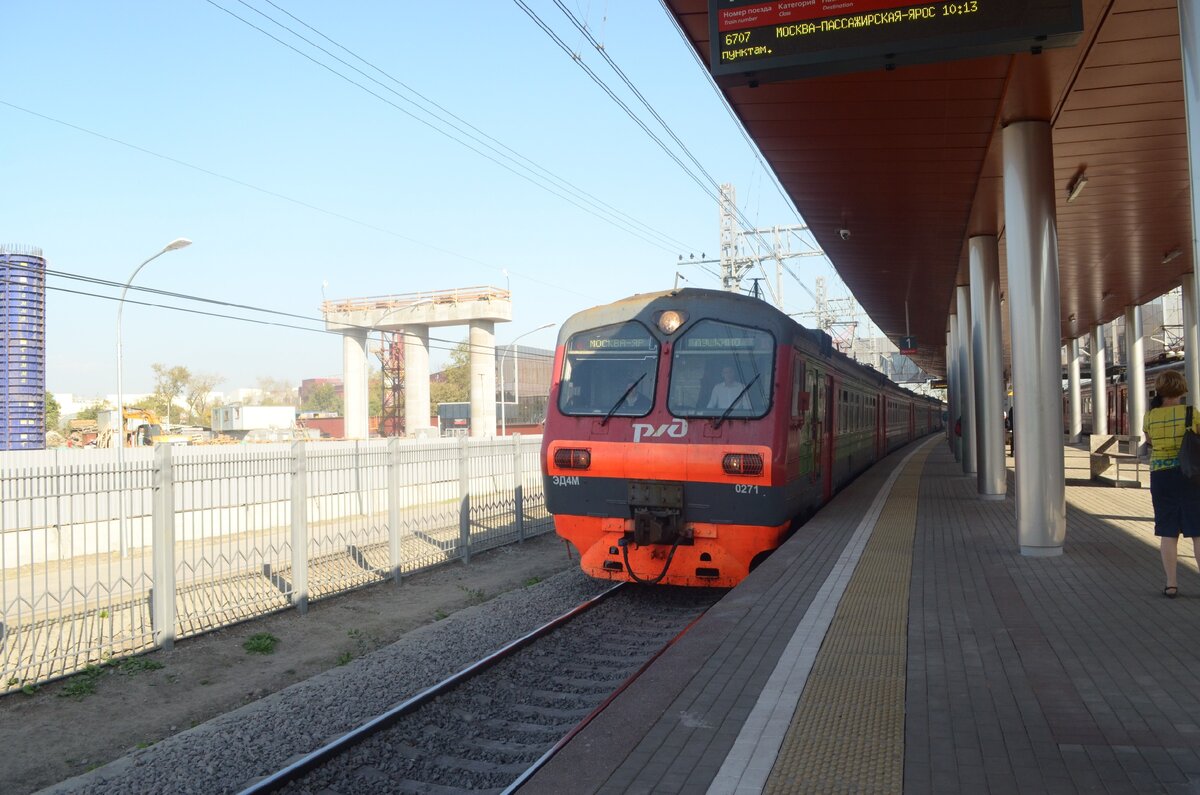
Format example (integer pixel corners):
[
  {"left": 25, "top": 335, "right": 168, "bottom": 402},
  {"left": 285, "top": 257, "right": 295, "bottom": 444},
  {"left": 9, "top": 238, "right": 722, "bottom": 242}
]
[{"left": 663, "top": 0, "right": 1192, "bottom": 377}]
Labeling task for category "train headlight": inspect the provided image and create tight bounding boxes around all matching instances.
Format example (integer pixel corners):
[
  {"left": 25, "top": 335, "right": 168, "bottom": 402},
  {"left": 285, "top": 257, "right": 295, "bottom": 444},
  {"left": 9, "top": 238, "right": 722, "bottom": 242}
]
[
  {"left": 554, "top": 448, "right": 591, "bottom": 470},
  {"left": 657, "top": 310, "right": 687, "bottom": 334},
  {"left": 723, "top": 453, "right": 763, "bottom": 476}
]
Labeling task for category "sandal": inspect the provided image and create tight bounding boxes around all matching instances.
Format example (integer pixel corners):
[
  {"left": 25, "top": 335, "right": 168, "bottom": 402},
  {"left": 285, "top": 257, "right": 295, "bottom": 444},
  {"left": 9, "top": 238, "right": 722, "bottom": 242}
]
[{"left": 1164, "top": 586, "right": 1179, "bottom": 599}]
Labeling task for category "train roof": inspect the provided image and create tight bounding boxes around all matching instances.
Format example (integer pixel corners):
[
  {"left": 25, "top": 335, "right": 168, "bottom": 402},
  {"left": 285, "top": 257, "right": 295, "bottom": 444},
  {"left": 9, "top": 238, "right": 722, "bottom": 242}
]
[{"left": 558, "top": 288, "right": 942, "bottom": 408}]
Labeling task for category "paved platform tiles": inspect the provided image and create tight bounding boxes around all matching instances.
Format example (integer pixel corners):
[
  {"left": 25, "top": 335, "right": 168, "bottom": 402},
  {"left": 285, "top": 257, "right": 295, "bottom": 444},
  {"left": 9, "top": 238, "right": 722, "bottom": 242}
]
[{"left": 527, "top": 438, "right": 1200, "bottom": 794}]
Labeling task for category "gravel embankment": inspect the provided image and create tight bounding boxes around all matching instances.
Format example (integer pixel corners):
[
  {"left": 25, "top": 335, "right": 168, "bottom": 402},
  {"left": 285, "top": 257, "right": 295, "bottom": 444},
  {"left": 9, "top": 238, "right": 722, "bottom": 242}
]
[{"left": 44, "top": 570, "right": 607, "bottom": 795}]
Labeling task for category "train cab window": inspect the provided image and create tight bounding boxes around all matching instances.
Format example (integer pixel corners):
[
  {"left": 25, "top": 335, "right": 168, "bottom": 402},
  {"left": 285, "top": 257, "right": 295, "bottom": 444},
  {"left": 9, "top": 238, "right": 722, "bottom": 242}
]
[
  {"left": 558, "top": 322, "right": 658, "bottom": 417},
  {"left": 667, "top": 320, "right": 774, "bottom": 419}
]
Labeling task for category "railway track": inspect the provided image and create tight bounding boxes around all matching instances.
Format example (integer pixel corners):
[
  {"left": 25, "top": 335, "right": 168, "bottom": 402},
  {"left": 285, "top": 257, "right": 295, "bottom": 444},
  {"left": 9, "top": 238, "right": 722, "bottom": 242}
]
[{"left": 239, "top": 583, "right": 721, "bottom": 795}]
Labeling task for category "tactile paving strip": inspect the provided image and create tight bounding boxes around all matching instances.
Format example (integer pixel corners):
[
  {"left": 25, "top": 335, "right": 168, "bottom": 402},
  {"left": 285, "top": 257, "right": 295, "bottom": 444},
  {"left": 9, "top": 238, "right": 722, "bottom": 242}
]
[{"left": 764, "top": 446, "right": 931, "bottom": 794}]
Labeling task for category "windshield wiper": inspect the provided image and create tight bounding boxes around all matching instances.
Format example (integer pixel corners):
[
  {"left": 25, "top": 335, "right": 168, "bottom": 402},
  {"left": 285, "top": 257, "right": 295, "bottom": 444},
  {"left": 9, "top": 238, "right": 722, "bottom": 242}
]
[
  {"left": 600, "top": 372, "right": 647, "bottom": 427},
  {"left": 713, "top": 373, "right": 759, "bottom": 429}
]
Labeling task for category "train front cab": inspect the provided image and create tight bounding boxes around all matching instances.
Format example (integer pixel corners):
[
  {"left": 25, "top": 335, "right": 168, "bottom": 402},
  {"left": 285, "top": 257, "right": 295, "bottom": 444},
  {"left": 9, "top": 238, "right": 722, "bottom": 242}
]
[{"left": 542, "top": 302, "right": 826, "bottom": 588}]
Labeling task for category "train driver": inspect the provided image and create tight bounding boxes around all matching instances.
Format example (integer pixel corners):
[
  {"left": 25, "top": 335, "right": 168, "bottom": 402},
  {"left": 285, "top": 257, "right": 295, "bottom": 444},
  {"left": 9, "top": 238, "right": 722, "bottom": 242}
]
[
  {"left": 619, "top": 374, "right": 652, "bottom": 413},
  {"left": 707, "top": 365, "right": 750, "bottom": 411}
]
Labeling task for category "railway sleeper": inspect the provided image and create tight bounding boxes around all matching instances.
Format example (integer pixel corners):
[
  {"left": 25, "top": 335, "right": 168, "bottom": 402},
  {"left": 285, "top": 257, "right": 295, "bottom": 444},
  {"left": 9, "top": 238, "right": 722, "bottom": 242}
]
[
  {"left": 481, "top": 717, "right": 570, "bottom": 738},
  {"left": 461, "top": 735, "right": 551, "bottom": 757},
  {"left": 493, "top": 686, "right": 596, "bottom": 708},
  {"left": 550, "top": 674, "right": 630, "bottom": 691},
  {"left": 510, "top": 702, "right": 592, "bottom": 722},
  {"left": 430, "top": 753, "right": 534, "bottom": 776}
]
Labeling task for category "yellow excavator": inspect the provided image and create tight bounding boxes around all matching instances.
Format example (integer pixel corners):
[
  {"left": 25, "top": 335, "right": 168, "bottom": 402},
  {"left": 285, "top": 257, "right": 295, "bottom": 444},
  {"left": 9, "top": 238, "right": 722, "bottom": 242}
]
[{"left": 98, "top": 408, "right": 190, "bottom": 447}]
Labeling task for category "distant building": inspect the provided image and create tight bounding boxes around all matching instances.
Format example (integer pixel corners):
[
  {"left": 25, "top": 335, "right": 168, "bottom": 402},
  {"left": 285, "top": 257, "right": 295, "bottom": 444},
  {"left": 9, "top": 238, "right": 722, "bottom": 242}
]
[{"left": 212, "top": 404, "right": 297, "bottom": 438}]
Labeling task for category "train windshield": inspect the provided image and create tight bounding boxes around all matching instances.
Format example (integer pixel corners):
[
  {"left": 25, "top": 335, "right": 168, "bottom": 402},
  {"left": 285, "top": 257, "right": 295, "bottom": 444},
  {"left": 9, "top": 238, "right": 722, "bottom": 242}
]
[
  {"left": 558, "top": 322, "right": 659, "bottom": 417},
  {"left": 667, "top": 320, "right": 774, "bottom": 419}
]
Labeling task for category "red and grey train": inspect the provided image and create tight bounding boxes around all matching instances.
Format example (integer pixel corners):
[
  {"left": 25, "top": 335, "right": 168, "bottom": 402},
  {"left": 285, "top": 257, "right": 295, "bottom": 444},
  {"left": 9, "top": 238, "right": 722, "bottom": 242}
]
[
  {"left": 540, "top": 288, "right": 944, "bottom": 588},
  {"left": 1066, "top": 358, "right": 1186, "bottom": 436}
]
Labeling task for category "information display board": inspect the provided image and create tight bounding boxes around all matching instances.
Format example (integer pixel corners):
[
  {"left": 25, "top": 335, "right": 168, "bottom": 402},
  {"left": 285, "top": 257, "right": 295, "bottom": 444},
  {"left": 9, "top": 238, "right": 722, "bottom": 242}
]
[{"left": 710, "top": 0, "right": 1082, "bottom": 83}]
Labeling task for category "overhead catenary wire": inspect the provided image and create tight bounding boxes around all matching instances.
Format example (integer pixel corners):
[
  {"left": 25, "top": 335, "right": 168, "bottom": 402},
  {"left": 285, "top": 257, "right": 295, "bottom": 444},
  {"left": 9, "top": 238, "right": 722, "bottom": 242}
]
[
  {"left": 247, "top": 0, "right": 700, "bottom": 255},
  {"left": 521, "top": 1, "right": 812, "bottom": 312},
  {"left": 202, "top": 0, "right": 695, "bottom": 256}
]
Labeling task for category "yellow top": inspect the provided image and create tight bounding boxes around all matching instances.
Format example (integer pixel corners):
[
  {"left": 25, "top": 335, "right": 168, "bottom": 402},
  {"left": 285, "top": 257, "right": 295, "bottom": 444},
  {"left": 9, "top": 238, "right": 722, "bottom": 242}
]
[{"left": 1143, "top": 405, "right": 1200, "bottom": 471}]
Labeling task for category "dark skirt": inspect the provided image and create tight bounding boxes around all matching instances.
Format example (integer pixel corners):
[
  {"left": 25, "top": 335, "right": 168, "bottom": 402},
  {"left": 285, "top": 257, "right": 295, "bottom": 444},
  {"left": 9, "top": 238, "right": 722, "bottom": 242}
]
[{"left": 1149, "top": 467, "right": 1200, "bottom": 538}]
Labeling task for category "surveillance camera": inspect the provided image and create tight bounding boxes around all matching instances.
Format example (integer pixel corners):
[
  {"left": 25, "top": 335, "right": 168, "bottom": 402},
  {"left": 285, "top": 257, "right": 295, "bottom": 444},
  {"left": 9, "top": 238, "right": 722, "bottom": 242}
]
[{"left": 838, "top": 228, "right": 851, "bottom": 241}]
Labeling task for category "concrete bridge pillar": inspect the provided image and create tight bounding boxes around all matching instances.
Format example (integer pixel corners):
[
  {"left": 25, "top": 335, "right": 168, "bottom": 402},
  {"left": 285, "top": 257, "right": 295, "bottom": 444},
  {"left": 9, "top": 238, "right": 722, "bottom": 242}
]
[
  {"left": 342, "top": 328, "right": 370, "bottom": 439},
  {"left": 403, "top": 325, "right": 431, "bottom": 437},
  {"left": 469, "top": 321, "right": 496, "bottom": 438}
]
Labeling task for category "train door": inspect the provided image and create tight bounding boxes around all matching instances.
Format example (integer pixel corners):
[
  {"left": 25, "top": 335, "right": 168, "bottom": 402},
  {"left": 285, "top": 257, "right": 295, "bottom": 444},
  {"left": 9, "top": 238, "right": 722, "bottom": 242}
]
[
  {"left": 875, "top": 392, "right": 884, "bottom": 458},
  {"left": 786, "top": 354, "right": 806, "bottom": 479},
  {"left": 822, "top": 373, "right": 836, "bottom": 501},
  {"left": 1107, "top": 384, "right": 1117, "bottom": 435},
  {"left": 908, "top": 401, "right": 916, "bottom": 441}
]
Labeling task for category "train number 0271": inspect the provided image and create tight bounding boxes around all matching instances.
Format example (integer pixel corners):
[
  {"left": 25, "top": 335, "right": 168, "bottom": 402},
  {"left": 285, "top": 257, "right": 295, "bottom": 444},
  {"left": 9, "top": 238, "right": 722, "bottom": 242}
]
[{"left": 734, "top": 484, "right": 760, "bottom": 494}]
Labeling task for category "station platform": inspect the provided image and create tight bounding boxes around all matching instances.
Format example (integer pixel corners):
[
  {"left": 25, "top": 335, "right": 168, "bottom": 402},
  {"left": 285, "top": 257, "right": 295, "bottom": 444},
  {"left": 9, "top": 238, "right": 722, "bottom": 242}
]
[{"left": 527, "top": 437, "right": 1200, "bottom": 794}]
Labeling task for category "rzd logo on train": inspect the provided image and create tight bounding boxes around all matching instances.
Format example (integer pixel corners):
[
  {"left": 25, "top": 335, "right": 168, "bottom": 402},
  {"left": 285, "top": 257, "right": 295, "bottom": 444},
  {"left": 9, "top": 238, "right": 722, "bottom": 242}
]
[{"left": 632, "top": 418, "right": 688, "bottom": 443}]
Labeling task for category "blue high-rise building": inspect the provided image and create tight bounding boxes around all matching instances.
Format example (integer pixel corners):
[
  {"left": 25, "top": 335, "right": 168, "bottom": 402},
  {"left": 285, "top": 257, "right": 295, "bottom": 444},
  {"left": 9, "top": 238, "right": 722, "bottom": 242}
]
[{"left": 1, "top": 246, "right": 46, "bottom": 450}]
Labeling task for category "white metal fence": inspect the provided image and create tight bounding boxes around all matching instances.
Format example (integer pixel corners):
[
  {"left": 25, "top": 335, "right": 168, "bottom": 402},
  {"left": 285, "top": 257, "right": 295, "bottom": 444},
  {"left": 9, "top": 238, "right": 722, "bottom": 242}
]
[{"left": 0, "top": 435, "right": 551, "bottom": 692}]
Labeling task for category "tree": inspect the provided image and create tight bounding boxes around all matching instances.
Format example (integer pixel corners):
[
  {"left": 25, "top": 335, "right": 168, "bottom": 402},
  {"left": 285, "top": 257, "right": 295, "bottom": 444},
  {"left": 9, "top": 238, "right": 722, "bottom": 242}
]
[
  {"left": 76, "top": 399, "right": 111, "bottom": 422},
  {"left": 255, "top": 377, "right": 299, "bottom": 406},
  {"left": 45, "top": 391, "right": 61, "bottom": 430},
  {"left": 429, "top": 342, "right": 470, "bottom": 409},
  {"left": 151, "top": 363, "right": 190, "bottom": 426},
  {"left": 185, "top": 372, "right": 222, "bottom": 427},
  {"left": 301, "top": 383, "right": 343, "bottom": 414},
  {"left": 369, "top": 369, "right": 383, "bottom": 418}
]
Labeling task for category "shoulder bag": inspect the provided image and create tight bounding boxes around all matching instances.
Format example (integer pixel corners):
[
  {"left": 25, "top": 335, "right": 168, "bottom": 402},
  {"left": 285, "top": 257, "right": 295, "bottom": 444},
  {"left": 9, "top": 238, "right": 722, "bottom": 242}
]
[{"left": 1181, "top": 406, "right": 1200, "bottom": 486}]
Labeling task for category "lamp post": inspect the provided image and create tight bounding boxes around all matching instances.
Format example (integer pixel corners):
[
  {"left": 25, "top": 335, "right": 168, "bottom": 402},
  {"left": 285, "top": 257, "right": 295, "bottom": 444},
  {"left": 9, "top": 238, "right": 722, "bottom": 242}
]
[
  {"left": 116, "top": 238, "right": 191, "bottom": 556},
  {"left": 499, "top": 323, "right": 554, "bottom": 436}
]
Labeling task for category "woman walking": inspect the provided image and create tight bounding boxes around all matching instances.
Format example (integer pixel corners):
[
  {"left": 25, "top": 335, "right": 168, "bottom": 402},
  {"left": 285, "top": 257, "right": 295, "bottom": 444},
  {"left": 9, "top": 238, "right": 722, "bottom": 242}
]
[{"left": 1143, "top": 370, "right": 1200, "bottom": 597}]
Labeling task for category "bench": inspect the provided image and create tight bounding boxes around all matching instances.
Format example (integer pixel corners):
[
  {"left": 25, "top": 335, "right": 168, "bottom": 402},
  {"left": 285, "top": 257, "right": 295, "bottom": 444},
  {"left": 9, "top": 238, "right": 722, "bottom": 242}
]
[{"left": 1089, "top": 434, "right": 1144, "bottom": 488}]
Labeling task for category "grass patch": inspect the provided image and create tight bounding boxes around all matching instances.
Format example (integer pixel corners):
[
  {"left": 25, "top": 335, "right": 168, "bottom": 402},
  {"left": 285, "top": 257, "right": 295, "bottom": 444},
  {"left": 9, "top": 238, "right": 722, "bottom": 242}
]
[
  {"left": 523, "top": 576, "right": 542, "bottom": 587},
  {"left": 336, "top": 651, "right": 354, "bottom": 666},
  {"left": 243, "top": 633, "right": 279, "bottom": 655},
  {"left": 21, "top": 683, "right": 39, "bottom": 696},
  {"left": 118, "top": 657, "right": 164, "bottom": 676},
  {"left": 434, "top": 609, "right": 448, "bottom": 621},
  {"left": 58, "top": 665, "right": 106, "bottom": 699},
  {"left": 459, "top": 585, "right": 487, "bottom": 605},
  {"left": 135, "top": 741, "right": 153, "bottom": 750}
]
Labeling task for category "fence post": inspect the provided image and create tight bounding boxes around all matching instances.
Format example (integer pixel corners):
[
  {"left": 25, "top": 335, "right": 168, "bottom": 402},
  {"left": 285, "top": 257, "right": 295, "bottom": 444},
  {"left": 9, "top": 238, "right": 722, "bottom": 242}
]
[
  {"left": 459, "top": 434, "right": 470, "bottom": 564},
  {"left": 513, "top": 433, "right": 525, "bottom": 543},
  {"left": 291, "top": 441, "right": 309, "bottom": 614},
  {"left": 388, "top": 437, "right": 403, "bottom": 583},
  {"left": 150, "top": 443, "right": 176, "bottom": 651}
]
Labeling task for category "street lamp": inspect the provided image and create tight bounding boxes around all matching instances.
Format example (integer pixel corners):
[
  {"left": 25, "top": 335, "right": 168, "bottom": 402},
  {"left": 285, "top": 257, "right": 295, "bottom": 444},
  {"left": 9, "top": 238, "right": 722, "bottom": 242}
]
[
  {"left": 115, "top": 238, "right": 191, "bottom": 556},
  {"left": 499, "top": 323, "right": 555, "bottom": 436}
]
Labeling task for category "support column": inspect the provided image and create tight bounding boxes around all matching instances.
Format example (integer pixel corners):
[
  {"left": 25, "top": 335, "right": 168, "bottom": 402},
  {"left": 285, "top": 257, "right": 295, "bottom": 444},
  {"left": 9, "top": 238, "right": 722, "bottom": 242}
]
[
  {"left": 403, "top": 325, "right": 432, "bottom": 437},
  {"left": 970, "top": 236, "right": 1005, "bottom": 498},
  {"left": 469, "top": 320, "right": 496, "bottom": 438},
  {"left": 946, "top": 328, "right": 953, "bottom": 447},
  {"left": 948, "top": 314, "right": 960, "bottom": 461},
  {"left": 1126, "top": 305, "right": 1146, "bottom": 443},
  {"left": 1068, "top": 337, "right": 1083, "bottom": 443},
  {"left": 957, "top": 285, "right": 977, "bottom": 475},
  {"left": 1092, "top": 325, "right": 1108, "bottom": 436},
  {"left": 1178, "top": 0, "right": 1200, "bottom": 398},
  {"left": 1003, "top": 120, "right": 1066, "bottom": 556},
  {"left": 342, "top": 329, "right": 370, "bottom": 439},
  {"left": 1184, "top": 275, "right": 1199, "bottom": 401}
]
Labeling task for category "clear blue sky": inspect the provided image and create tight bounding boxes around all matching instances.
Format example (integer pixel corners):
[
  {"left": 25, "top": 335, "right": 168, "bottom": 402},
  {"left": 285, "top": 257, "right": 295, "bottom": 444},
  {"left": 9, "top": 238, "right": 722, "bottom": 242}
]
[{"left": 3, "top": 0, "right": 852, "bottom": 398}]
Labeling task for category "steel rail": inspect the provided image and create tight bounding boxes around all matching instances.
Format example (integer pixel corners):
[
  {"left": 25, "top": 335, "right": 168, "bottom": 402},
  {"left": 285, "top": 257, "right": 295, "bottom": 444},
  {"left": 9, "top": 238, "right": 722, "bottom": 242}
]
[
  {"left": 236, "top": 581, "right": 625, "bottom": 795},
  {"left": 500, "top": 605, "right": 712, "bottom": 794}
]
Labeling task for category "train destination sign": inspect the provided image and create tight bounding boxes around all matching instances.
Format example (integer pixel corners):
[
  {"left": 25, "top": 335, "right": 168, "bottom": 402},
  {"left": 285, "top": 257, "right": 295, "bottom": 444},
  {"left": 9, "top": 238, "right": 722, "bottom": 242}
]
[{"left": 709, "top": 0, "right": 1083, "bottom": 83}]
